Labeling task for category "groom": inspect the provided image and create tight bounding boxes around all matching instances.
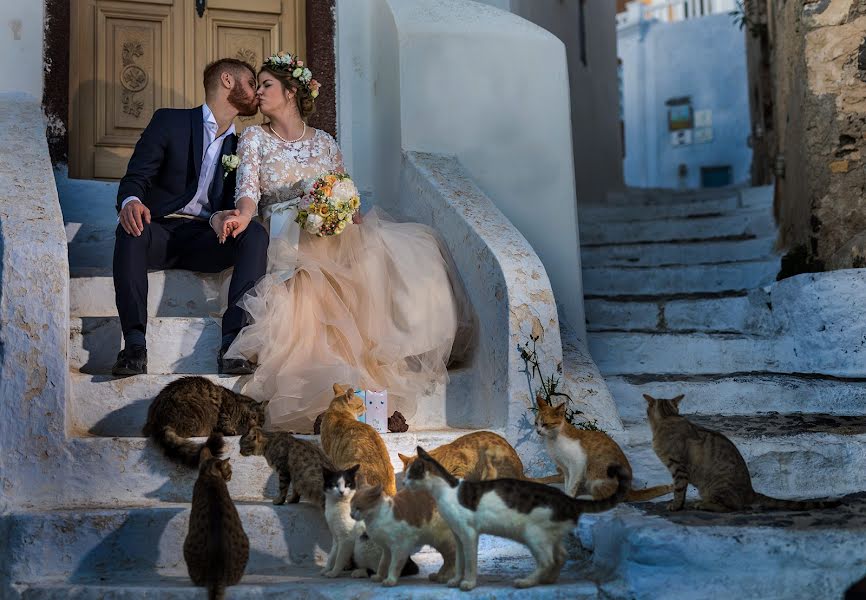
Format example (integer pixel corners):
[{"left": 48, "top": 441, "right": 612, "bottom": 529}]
[{"left": 112, "top": 58, "right": 267, "bottom": 376}]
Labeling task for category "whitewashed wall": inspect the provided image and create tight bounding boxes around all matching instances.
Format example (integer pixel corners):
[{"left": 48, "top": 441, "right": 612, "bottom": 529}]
[
  {"left": 0, "top": 2, "right": 44, "bottom": 99},
  {"left": 336, "top": 0, "right": 587, "bottom": 338}
]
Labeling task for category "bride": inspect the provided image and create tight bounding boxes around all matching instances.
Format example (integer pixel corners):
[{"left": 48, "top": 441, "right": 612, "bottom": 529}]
[{"left": 211, "top": 52, "right": 471, "bottom": 432}]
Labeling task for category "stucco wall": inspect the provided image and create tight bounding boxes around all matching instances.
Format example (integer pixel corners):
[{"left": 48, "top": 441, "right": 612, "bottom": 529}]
[
  {"left": 0, "top": 2, "right": 43, "bottom": 100},
  {"left": 619, "top": 14, "right": 752, "bottom": 188}
]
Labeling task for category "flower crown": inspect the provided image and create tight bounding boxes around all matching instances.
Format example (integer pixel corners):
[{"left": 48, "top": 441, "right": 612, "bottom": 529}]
[{"left": 262, "top": 52, "right": 321, "bottom": 98}]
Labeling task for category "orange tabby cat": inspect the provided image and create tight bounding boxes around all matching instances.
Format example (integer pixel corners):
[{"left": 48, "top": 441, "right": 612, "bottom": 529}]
[
  {"left": 535, "top": 397, "right": 672, "bottom": 502},
  {"left": 398, "top": 431, "right": 562, "bottom": 483},
  {"left": 320, "top": 384, "right": 397, "bottom": 496}
]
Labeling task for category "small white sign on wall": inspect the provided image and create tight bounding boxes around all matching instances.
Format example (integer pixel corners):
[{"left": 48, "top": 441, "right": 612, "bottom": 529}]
[
  {"left": 694, "top": 110, "right": 713, "bottom": 128},
  {"left": 671, "top": 129, "right": 693, "bottom": 146},
  {"left": 694, "top": 127, "right": 714, "bottom": 144}
]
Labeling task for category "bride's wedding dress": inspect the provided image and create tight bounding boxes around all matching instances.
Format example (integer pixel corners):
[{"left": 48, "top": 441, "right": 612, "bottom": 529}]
[{"left": 225, "top": 125, "right": 471, "bottom": 432}]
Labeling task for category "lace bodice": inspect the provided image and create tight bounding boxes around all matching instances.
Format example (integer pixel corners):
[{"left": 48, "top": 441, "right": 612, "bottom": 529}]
[{"left": 235, "top": 125, "right": 345, "bottom": 213}]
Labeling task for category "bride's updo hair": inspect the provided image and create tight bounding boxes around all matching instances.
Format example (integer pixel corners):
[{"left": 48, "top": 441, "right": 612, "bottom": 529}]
[
  {"left": 260, "top": 52, "right": 319, "bottom": 121},
  {"left": 260, "top": 65, "right": 316, "bottom": 120}
]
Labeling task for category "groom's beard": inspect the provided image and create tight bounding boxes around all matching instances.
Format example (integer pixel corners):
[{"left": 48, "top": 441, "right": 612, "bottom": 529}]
[{"left": 229, "top": 83, "right": 258, "bottom": 117}]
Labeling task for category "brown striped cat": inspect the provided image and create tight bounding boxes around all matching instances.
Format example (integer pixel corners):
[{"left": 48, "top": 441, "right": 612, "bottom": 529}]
[
  {"left": 143, "top": 376, "right": 267, "bottom": 467},
  {"left": 239, "top": 425, "right": 333, "bottom": 508},
  {"left": 184, "top": 439, "right": 249, "bottom": 599},
  {"left": 645, "top": 393, "right": 842, "bottom": 512},
  {"left": 320, "top": 384, "right": 396, "bottom": 496},
  {"left": 398, "top": 431, "right": 561, "bottom": 483},
  {"left": 535, "top": 397, "right": 672, "bottom": 501},
  {"left": 350, "top": 484, "right": 457, "bottom": 587},
  {"left": 406, "top": 446, "right": 629, "bottom": 590}
]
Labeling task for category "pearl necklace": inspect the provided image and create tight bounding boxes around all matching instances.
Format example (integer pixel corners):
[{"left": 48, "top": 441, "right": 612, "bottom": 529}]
[{"left": 269, "top": 122, "right": 306, "bottom": 144}]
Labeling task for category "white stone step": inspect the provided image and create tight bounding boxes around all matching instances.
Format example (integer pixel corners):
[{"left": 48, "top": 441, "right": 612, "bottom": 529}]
[
  {"left": 70, "top": 270, "right": 222, "bottom": 318},
  {"left": 580, "top": 209, "right": 774, "bottom": 246},
  {"left": 585, "top": 294, "right": 778, "bottom": 334},
  {"left": 606, "top": 374, "right": 866, "bottom": 421},
  {"left": 587, "top": 331, "right": 866, "bottom": 378},
  {"left": 582, "top": 259, "right": 779, "bottom": 297},
  {"left": 580, "top": 237, "right": 777, "bottom": 268},
  {"left": 580, "top": 194, "right": 743, "bottom": 223},
  {"left": 602, "top": 185, "right": 771, "bottom": 208},
  {"left": 579, "top": 494, "right": 866, "bottom": 600}
]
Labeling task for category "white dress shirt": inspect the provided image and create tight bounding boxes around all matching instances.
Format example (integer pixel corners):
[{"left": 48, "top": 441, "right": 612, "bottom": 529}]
[{"left": 120, "top": 104, "right": 236, "bottom": 220}]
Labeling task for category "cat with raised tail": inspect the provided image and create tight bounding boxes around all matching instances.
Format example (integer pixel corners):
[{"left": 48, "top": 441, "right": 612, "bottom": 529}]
[
  {"left": 405, "top": 446, "right": 629, "bottom": 590},
  {"left": 143, "top": 376, "right": 267, "bottom": 467},
  {"left": 535, "top": 396, "right": 672, "bottom": 501},
  {"left": 184, "top": 438, "right": 249, "bottom": 600},
  {"left": 645, "top": 393, "right": 843, "bottom": 512}
]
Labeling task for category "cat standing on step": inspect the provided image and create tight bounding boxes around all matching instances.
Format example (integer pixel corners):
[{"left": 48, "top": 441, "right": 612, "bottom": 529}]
[
  {"left": 405, "top": 446, "right": 630, "bottom": 590},
  {"left": 350, "top": 483, "right": 456, "bottom": 586},
  {"left": 184, "top": 438, "right": 249, "bottom": 600},
  {"left": 320, "top": 384, "right": 396, "bottom": 496},
  {"left": 398, "top": 431, "right": 561, "bottom": 483},
  {"left": 240, "top": 425, "right": 332, "bottom": 507},
  {"left": 644, "top": 393, "right": 843, "bottom": 512},
  {"left": 143, "top": 376, "right": 268, "bottom": 467},
  {"left": 535, "top": 397, "right": 672, "bottom": 501}
]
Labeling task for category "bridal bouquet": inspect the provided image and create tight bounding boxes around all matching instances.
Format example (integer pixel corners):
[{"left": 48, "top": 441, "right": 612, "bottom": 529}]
[{"left": 295, "top": 172, "right": 361, "bottom": 237}]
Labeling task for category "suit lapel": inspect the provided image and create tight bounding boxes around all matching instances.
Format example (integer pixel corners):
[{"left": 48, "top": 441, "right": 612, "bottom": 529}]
[
  {"left": 208, "top": 133, "right": 237, "bottom": 211},
  {"left": 191, "top": 106, "right": 204, "bottom": 179}
]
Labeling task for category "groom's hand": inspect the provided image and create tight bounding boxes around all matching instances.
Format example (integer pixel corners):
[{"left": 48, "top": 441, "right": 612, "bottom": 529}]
[
  {"left": 211, "top": 209, "right": 240, "bottom": 244},
  {"left": 225, "top": 213, "right": 253, "bottom": 240},
  {"left": 119, "top": 200, "right": 151, "bottom": 236}
]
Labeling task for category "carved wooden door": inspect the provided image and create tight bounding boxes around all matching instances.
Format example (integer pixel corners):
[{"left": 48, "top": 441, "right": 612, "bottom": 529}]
[{"left": 70, "top": 0, "right": 304, "bottom": 180}]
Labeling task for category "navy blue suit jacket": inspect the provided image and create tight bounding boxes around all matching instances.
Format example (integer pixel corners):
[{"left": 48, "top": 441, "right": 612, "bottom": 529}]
[{"left": 116, "top": 106, "right": 238, "bottom": 218}]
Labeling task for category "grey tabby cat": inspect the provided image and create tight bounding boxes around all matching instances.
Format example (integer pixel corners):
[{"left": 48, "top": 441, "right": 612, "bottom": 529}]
[
  {"left": 143, "top": 376, "right": 267, "bottom": 467},
  {"left": 406, "top": 446, "right": 629, "bottom": 590},
  {"left": 184, "top": 438, "right": 249, "bottom": 600},
  {"left": 240, "top": 425, "right": 332, "bottom": 507},
  {"left": 645, "top": 393, "right": 842, "bottom": 512}
]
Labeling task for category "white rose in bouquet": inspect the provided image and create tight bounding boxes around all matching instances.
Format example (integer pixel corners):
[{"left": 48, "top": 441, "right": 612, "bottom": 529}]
[
  {"left": 305, "top": 213, "right": 324, "bottom": 234},
  {"left": 331, "top": 180, "right": 358, "bottom": 202}
]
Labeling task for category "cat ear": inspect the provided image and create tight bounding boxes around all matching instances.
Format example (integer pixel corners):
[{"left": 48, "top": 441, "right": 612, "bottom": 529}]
[
  {"left": 371, "top": 483, "right": 383, "bottom": 497},
  {"left": 536, "top": 395, "right": 549, "bottom": 409},
  {"left": 322, "top": 465, "right": 335, "bottom": 479},
  {"left": 642, "top": 394, "right": 655, "bottom": 404},
  {"left": 398, "top": 453, "right": 413, "bottom": 466},
  {"left": 416, "top": 446, "right": 430, "bottom": 460},
  {"left": 672, "top": 394, "right": 684, "bottom": 407},
  {"left": 348, "top": 464, "right": 361, "bottom": 476},
  {"left": 553, "top": 402, "right": 566, "bottom": 416},
  {"left": 333, "top": 383, "right": 346, "bottom": 396}
]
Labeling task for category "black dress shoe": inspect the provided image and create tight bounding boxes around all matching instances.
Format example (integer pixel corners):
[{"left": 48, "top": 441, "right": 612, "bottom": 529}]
[
  {"left": 218, "top": 348, "right": 256, "bottom": 375},
  {"left": 111, "top": 346, "right": 147, "bottom": 376}
]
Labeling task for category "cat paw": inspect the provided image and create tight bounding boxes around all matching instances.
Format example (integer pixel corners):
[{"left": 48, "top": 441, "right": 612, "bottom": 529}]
[
  {"left": 324, "top": 570, "right": 342, "bottom": 578},
  {"left": 370, "top": 574, "right": 384, "bottom": 583},
  {"left": 318, "top": 567, "right": 330, "bottom": 576},
  {"left": 514, "top": 577, "right": 538, "bottom": 589},
  {"left": 459, "top": 579, "right": 477, "bottom": 591},
  {"left": 666, "top": 502, "right": 684, "bottom": 512},
  {"left": 273, "top": 497, "right": 287, "bottom": 505},
  {"left": 382, "top": 577, "right": 399, "bottom": 587},
  {"left": 446, "top": 576, "right": 461, "bottom": 588},
  {"left": 351, "top": 569, "right": 368, "bottom": 579}
]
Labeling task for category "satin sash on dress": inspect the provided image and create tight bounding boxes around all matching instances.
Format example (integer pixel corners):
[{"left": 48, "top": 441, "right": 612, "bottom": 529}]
[{"left": 262, "top": 199, "right": 302, "bottom": 283}]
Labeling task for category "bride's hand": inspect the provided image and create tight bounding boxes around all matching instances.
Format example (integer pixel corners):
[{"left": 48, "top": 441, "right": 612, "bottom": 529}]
[
  {"left": 223, "top": 212, "right": 253, "bottom": 240},
  {"left": 211, "top": 209, "right": 240, "bottom": 244}
]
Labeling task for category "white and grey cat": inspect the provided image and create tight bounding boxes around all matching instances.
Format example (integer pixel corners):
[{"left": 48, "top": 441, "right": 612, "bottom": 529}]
[{"left": 405, "top": 446, "right": 629, "bottom": 590}]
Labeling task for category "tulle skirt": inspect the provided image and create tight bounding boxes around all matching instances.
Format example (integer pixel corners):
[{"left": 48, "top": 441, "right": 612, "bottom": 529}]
[{"left": 225, "top": 207, "right": 472, "bottom": 433}]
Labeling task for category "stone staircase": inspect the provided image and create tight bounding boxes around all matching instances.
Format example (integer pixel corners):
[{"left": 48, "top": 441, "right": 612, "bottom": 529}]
[{"left": 578, "top": 185, "right": 866, "bottom": 598}]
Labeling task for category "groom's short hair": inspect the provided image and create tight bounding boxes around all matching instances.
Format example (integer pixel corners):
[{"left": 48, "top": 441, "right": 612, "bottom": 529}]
[{"left": 203, "top": 58, "right": 255, "bottom": 93}]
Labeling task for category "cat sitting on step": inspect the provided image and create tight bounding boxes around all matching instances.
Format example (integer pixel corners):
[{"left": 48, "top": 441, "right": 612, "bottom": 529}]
[
  {"left": 398, "top": 431, "right": 562, "bottom": 483},
  {"left": 240, "top": 425, "right": 332, "bottom": 508},
  {"left": 184, "top": 438, "right": 249, "bottom": 600},
  {"left": 350, "top": 482, "right": 456, "bottom": 587},
  {"left": 405, "top": 446, "right": 630, "bottom": 590},
  {"left": 142, "top": 376, "right": 267, "bottom": 467},
  {"left": 535, "top": 397, "right": 672, "bottom": 501},
  {"left": 644, "top": 393, "right": 843, "bottom": 512}
]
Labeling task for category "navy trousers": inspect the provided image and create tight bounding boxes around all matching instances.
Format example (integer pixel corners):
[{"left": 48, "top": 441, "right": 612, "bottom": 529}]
[{"left": 113, "top": 217, "right": 269, "bottom": 347}]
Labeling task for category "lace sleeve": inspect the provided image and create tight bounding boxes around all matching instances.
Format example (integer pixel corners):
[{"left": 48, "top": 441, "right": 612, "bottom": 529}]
[
  {"left": 324, "top": 132, "right": 346, "bottom": 174},
  {"left": 235, "top": 126, "right": 262, "bottom": 207}
]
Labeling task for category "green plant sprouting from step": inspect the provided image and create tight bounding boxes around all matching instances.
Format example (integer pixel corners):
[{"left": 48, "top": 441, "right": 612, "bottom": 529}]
[{"left": 518, "top": 335, "right": 602, "bottom": 432}]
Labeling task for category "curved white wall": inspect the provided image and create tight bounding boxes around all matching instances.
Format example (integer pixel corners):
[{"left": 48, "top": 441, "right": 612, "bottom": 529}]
[
  {"left": 336, "top": 0, "right": 587, "bottom": 339},
  {"left": 0, "top": 2, "right": 43, "bottom": 99}
]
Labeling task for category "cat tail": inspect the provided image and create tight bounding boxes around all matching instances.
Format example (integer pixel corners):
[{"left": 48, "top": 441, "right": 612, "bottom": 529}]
[
  {"left": 152, "top": 426, "right": 224, "bottom": 467},
  {"left": 208, "top": 582, "right": 225, "bottom": 600},
  {"left": 626, "top": 483, "right": 674, "bottom": 502},
  {"left": 401, "top": 556, "right": 420, "bottom": 577},
  {"left": 567, "top": 465, "right": 631, "bottom": 517},
  {"left": 526, "top": 473, "right": 565, "bottom": 484},
  {"left": 751, "top": 493, "right": 841, "bottom": 511}
]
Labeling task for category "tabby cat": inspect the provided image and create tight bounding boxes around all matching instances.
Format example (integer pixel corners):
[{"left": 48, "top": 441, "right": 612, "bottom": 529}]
[
  {"left": 535, "top": 396, "right": 672, "bottom": 501},
  {"left": 645, "top": 393, "right": 842, "bottom": 512},
  {"left": 406, "top": 446, "right": 629, "bottom": 590},
  {"left": 320, "top": 384, "right": 396, "bottom": 496},
  {"left": 183, "top": 438, "right": 249, "bottom": 600},
  {"left": 240, "top": 425, "right": 332, "bottom": 507},
  {"left": 398, "top": 431, "right": 562, "bottom": 483},
  {"left": 143, "top": 376, "right": 267, "bottom": 467},
  {"left": 351, "top": 483, "right": 457, "bottom": 587}
]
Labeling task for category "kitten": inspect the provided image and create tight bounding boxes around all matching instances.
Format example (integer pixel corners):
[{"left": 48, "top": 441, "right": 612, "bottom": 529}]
[
  {"left": 398, "top": 431, "right": 562, "bottom": 483},
  {"left": 183, "top": 438, "right": 249, "bottom": 599},
  {"left": 645, "top": 393, "right": 842, "bottom": 512},
  {"left": 143, "top": 376, "right": 267, "bottom": 467},
  {"left": 351, "top": 483, "right": 457, "bottom": 587},
  {"left": 535, "top": 396, "right": 672, "bottom": 501},
  {"left": 405, "top": 446, "right": 629, "bottom": 590},
  {"left": 320, "top": 465, "right": 419, "bottom": 578},
  {"left": 239, "top": 425, "right": 332, "bottom": 507},
  {"left": 320, "top": 383, "right": 396, "bottom": 496}
]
